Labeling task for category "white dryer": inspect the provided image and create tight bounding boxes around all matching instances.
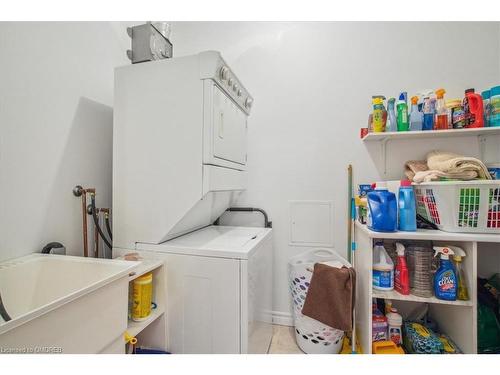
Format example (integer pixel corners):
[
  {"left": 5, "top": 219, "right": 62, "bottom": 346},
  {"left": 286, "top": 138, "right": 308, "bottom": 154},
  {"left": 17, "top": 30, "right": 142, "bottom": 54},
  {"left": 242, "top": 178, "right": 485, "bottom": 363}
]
[
  {"left": 137, "top": 225, "right": 273, "bottom": 354},
  {"left": 113, "top": 51, "right": 272, "bottom": 354}
]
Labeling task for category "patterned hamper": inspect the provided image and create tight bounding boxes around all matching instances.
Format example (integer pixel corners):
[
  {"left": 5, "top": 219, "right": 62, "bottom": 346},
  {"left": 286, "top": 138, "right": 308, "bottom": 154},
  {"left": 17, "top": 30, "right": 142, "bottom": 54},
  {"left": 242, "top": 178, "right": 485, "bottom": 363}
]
[{"left": 288, "top": 248, "right": 350, "bottom": 354}]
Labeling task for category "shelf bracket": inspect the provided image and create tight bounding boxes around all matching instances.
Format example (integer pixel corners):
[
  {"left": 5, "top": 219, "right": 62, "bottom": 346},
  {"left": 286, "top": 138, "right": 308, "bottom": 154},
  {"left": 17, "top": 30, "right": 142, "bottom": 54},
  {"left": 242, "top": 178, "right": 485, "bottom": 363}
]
[
  {"left": 381, "top": 137, "right": 389, "bottom": 177},
  {"left": 478, "top": 134, "right": 487, "bottom": 163}
]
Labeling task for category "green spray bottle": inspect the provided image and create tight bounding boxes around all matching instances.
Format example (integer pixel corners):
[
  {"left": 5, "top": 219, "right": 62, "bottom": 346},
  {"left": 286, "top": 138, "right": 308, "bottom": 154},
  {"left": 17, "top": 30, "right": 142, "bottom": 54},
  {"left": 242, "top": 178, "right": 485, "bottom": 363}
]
[{"left": 396, "top": 92, "right": 409, "bottom": 131}]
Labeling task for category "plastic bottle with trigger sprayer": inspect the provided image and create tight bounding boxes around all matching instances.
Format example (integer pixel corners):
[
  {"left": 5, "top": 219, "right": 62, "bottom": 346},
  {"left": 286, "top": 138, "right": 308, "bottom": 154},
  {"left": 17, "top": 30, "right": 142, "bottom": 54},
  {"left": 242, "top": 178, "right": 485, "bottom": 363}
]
[
  {"left": 394, "top": 242, "right": 410, "bottom": 295},
  {"left": 422, "top": 91, "right": 435, "bottom": 131},
  {"left": 447, "top": 246, "right": 469, "bottom": 301},
  {"left": 433, "top": 246, "right": 458, "bottom": 301},
  {"left": 409, "top": 95, "right": 423, "bottom": 131},
  {"left": 434, "top": 88, "right": 449, "bottom": 130}
]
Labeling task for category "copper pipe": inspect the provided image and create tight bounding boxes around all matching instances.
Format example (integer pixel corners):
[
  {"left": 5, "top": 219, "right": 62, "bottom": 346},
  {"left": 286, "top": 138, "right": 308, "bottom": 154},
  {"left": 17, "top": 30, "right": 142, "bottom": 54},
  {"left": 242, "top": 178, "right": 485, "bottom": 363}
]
[
  {"left": 81, "top": 191, "right": 89, "bottom": 258},
  {"left": 94, "top": 216, "right": 99, "bottom": 258}
]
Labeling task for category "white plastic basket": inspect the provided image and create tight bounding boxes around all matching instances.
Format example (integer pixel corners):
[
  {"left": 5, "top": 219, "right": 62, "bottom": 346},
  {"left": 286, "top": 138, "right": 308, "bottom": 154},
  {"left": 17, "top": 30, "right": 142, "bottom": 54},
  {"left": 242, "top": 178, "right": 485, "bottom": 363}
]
[
  {"left": 288, "top": 248, "right": 350, "bottom": 354},
  {"left": 414, "top": 180, "right": 500, "bottom": 233}
]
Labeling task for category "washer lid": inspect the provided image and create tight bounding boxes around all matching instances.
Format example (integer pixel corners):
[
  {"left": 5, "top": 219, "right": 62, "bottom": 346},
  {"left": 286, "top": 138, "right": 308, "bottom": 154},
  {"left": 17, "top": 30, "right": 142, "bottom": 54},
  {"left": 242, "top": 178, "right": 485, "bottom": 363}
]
[{"left": 136, "top": 225, "right": 271, "bottom": 259}]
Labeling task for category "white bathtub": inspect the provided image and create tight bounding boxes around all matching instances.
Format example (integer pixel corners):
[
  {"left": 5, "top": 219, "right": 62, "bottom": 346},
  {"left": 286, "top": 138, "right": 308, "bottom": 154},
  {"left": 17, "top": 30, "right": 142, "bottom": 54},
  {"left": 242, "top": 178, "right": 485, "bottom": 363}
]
[{"left": 0, "top": 254, "right": 138, "bottom": 353}]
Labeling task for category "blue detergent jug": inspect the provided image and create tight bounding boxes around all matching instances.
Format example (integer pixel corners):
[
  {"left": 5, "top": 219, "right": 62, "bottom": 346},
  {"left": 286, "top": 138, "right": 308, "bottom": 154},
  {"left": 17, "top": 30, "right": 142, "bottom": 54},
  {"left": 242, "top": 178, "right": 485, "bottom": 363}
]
[
  {"left": 398, "top": 180, "right": 417, "bottom": 231},
  {"left": 367, "top": 182, "right": 397, "bottom": 232}
]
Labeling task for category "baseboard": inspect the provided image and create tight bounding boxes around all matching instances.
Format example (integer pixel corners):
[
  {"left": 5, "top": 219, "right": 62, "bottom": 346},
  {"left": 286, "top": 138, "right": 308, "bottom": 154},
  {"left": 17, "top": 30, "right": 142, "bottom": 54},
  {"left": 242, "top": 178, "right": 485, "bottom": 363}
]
[{"left": 272, "top": 311, "right": 294, "bottom": 326}]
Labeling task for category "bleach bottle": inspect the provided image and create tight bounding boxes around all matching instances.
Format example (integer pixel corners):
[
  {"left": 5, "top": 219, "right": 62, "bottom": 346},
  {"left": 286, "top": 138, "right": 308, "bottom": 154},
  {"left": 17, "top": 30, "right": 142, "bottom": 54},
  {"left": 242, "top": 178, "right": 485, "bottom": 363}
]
[
  {"left": 398, "top": 180, "right": 417, "bottom": 231},
  {"left": 367, "top": 182, "right": 397, "bottom": 232},
  {"left": 433, "top": 247, "right": 458, "bottom": 301},
  {"left": 373, "top": 242, "right": 394, "bottom": 291}
]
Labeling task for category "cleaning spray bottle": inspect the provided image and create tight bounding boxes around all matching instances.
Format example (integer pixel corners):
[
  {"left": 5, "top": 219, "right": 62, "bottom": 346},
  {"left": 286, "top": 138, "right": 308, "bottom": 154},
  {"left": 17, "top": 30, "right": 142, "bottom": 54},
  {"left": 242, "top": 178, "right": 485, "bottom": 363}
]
[
  {"left": 422, "top": 91, "right": 435, "bottom": 131},
  {"left": 394, "top": 242, "right": 410, "bottom": 295},
  {"left": 396, "top": 92, "right": 409, "bottom": 131},
  {"left": 448, "top": 245, "right": 469, "bottom": 301},
  {"left": 433, "top": 246, "right": 457, "bottom": 301},
  {"left": 386, "top": 98, "right": 397, "bottom": 132},
  {"left": 434, "top": 88, "right": 449, "bottom": 130},
  {"left": 409, "top": 96, "right": 423, "bottom": 131}
]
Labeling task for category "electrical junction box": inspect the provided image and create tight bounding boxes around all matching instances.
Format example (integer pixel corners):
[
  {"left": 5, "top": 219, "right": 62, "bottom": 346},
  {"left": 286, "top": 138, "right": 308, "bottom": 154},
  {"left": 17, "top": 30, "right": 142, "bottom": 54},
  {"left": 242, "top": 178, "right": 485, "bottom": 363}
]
[{"left": 126, "top": 22, "right": 173, "bottom": 64}]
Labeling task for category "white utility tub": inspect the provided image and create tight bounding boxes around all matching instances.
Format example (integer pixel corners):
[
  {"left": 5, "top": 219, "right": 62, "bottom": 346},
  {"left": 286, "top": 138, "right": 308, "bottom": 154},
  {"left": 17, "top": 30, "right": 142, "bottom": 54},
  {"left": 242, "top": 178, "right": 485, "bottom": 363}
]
[{"left": 0, "top": 254, "right": 138, "bottom": 354}]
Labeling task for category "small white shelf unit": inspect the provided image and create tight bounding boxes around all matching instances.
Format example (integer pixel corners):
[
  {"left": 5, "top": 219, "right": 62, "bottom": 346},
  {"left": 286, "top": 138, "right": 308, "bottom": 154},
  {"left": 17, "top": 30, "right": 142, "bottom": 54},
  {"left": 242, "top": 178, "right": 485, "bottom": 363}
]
[
  {"left": 354, "top": 222, "right": 500, "bottom": 354},
  {"left": 115, "top": 254, "right": 167, "bottom": 352},
  {"left": 361, "top": 126, "right": 500, "bottom": 176}
]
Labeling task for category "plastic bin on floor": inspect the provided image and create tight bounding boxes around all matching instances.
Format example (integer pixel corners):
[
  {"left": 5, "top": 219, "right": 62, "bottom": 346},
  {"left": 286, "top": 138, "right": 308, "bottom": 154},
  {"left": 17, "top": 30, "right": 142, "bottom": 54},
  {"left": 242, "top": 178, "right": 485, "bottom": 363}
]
[{"left": 288, "top": 248, "right": 351, "bottom": 354}]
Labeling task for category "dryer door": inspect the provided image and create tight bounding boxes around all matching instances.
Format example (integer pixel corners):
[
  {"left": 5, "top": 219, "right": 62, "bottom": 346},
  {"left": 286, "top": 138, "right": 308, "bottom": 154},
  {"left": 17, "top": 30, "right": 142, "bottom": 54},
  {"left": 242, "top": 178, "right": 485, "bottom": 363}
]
[{"left": 210, "top": 84, "right": 247, "bottom": 168}]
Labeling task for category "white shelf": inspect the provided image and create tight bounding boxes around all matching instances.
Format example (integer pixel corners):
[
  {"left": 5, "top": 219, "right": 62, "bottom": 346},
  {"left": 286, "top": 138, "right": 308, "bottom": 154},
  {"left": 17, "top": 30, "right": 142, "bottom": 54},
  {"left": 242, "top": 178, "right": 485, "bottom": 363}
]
[
  {"left": 127, "top": 308, "right": 165, "bottom": 337},
  {"left": 372, "top": 289, "right": 473, "bottom": 307},
  {"left": 113, "top": 257, "right": 163, "bottom": 282},
  {"left": 361, "top": 126, "right": 500, "bottom": 142},
  {"left": 355, "top": 222, "right": 500, "bottom": 243}
]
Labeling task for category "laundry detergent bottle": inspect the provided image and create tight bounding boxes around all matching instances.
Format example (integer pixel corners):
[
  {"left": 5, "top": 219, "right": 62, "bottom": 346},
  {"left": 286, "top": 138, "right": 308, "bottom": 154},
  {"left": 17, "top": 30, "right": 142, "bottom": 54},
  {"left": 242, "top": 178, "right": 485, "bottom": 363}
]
[
  {"left": 433, "top": 246, "right": 458, "bottom": 301},
  {"left": 367, "top": 182, "right": 397, "bottom": 232},
  {"left": 394, "top": 242, "right": 410, "bottom": 295},
  {"left": 466, "top": 91, "right": 484, "bottom": 128},
  {"left": 398, "top": 180, "right": 416, "bottom": 231},
  {"left": 373, "top": 241, "right": 394, "bottom": 291}
]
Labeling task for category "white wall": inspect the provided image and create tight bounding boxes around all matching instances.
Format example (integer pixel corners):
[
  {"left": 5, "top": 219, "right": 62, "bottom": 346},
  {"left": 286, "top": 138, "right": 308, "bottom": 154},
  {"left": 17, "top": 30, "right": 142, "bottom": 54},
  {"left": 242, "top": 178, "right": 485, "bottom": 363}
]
[
  {"left": 170, "top": 22, "right": 500, "bottom": 320},
  {"left": 0, "top": 22, "right": 130, "bottom": 261}
]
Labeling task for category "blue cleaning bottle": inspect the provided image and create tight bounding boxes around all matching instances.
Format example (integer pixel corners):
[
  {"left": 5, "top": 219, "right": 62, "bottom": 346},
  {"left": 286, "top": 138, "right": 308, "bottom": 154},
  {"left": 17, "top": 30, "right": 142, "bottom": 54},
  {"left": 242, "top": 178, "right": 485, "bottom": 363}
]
[
  {"left": 398, "top": 180, "right": 416, "bottom": 231},
  {"left": 433, "top": 247, "right": 458, "bottom": 301},
  {"left": 409, "top": 96, "right": 423, "bottom": 131},
  {"left": 422, "top": 91, "right": 435, "bottom": 131},
  {"left": 366, "top": 182, "right": 398, "bottom": 232}
]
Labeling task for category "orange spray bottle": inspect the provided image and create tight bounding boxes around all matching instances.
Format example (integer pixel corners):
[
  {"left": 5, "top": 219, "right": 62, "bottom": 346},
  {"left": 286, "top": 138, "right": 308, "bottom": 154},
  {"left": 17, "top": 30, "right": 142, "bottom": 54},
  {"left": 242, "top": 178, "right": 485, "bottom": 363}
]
[{"left": 434, "top": 88, "right": 449, "bottom": 130}]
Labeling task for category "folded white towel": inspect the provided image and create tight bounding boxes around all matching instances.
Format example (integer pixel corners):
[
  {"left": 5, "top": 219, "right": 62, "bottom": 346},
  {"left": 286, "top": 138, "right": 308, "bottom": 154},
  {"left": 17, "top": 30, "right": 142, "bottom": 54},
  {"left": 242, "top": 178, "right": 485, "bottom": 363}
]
[{"left": 426, "top": 150, "right": 491, "bottom": 180}]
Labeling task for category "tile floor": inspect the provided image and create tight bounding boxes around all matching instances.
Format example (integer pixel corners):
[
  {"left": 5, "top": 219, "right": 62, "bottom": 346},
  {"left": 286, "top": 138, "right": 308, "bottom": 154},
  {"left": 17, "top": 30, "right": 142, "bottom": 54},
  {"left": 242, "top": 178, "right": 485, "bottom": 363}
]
[{"left": 267, "top": 324, "right": 304, "bottom": 354}]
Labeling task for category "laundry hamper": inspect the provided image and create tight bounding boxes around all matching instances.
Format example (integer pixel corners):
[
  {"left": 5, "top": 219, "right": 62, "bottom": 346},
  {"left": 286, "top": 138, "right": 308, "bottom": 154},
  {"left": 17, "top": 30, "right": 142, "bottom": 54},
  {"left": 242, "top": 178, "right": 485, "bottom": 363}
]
[
  {"left": 414, "top": 180, "right": 500, "bottom": 233},
  {"left": 288, "top": 248, "right": 350, "bottom": 354}
]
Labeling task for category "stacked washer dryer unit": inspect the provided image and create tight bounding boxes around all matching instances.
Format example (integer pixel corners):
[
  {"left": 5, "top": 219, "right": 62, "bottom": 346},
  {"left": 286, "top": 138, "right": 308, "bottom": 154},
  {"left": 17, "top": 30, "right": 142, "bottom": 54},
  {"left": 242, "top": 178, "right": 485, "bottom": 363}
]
[{"left": 113, "top": 51, "right": 273, "bottom": 354}]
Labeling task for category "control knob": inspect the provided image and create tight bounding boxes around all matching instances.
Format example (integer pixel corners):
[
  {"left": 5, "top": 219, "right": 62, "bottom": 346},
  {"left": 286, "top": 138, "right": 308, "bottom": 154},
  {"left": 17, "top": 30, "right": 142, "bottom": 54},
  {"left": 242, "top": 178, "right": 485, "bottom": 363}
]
[
  {"left": 219, "top": 66, "right": 229, "bottom": 80},
  {"left": 245, "top": 97, "right": 253, "bottom": 109}
]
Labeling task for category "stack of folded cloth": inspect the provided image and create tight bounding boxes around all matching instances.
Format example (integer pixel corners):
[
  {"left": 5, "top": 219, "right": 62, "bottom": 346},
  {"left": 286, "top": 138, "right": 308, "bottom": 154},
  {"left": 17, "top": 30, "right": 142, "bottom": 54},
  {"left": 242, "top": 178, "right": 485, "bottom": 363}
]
[{"left": 405, "top": 150, "right": 492, "bottom": 183}]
